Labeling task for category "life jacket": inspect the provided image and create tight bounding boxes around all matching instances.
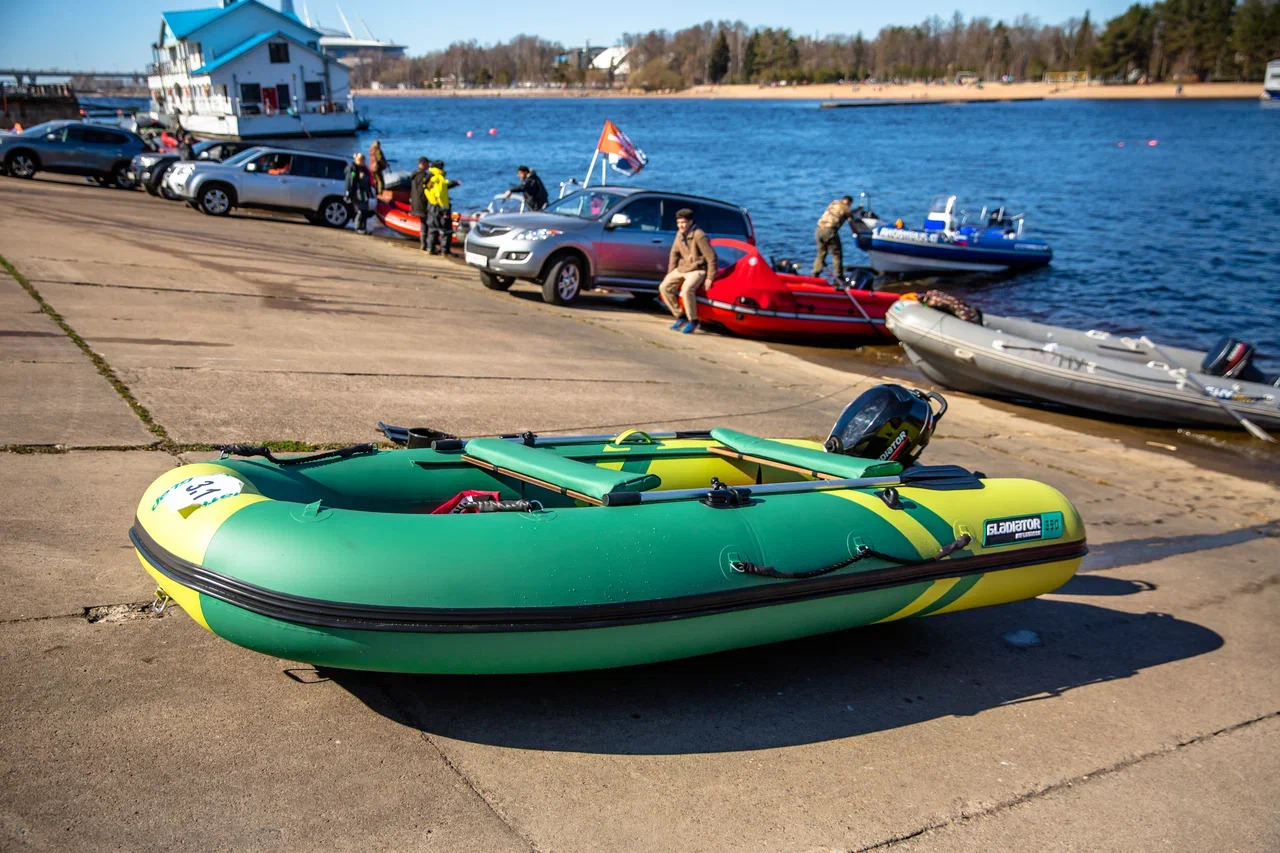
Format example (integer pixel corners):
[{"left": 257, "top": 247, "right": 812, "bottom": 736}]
[{"left": 425, "top": 167, "right": 450, "bottom": 207}]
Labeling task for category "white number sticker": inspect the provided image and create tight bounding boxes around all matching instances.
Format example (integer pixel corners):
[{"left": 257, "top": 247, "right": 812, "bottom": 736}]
[{"left": 154, "top": 474, "right": 244, "bottom": 514}]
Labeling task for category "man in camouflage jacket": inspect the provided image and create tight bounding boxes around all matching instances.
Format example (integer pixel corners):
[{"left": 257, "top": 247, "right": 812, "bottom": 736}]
[{"left": 812, "top": 195, "right": 857, "bottom": 278}]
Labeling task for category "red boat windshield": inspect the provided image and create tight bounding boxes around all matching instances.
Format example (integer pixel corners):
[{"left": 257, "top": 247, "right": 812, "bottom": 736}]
[{"left": 711, "top": 238, "right": 764, "bottom": 277}]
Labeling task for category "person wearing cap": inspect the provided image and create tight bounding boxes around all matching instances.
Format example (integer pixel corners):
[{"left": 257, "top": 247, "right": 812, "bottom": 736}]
[
  {"left": 812, "top": 195, "right": 857, "bottom": 278},
  {"left": 410, "top": 157, "right": 431, "bottom": 251},
  {"left": 344, "top": 152, "right": 372, "bottom": 234},
  {"left": 368, "top": 139, "right": 388, "bottom": 194},
  {"left": 659, "top": 208, "right": 717, "bottom": 334},
  {"left": 503, "top": 165, "right": 548, "bottom": 211},
  {"left": 425, "top": 160, "right": 461, "bottom": 255}
]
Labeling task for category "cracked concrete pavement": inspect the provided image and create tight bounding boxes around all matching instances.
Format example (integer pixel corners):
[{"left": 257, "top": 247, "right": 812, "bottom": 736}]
[{"left": 1, "top": 174, "right": 1276, "bottom": 851}]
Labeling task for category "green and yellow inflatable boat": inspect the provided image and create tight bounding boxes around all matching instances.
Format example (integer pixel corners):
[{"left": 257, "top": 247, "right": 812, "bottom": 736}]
[{"left": 131, "top": 419, "right": 1085, "bottom": 674}]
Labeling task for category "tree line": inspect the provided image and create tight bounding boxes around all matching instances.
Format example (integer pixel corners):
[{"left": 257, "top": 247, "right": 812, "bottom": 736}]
[{"left": 351, "top": 2, "right": 1280, "bottom": 90}]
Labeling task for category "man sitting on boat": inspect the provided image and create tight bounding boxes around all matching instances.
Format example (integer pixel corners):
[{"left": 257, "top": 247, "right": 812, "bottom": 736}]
[
  {"left": 812, "top": 195, "right": 857, "bottom": 279},
  {"left": 659, "top": 208, "right": 717, "bottom": 335}
]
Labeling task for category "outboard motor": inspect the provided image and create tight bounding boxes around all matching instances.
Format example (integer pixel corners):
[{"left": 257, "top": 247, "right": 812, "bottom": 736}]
[
  {"left": 825, "top": 384, "right": 948, "bottom": 466},
  {"left": 1201, "top": 337, "right": 1268, "bottom": 384}
]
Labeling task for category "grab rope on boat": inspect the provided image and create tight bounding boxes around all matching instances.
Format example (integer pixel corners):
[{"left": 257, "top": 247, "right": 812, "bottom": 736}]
[
  {"left": 216, "top": 443, "right": 378, "bottom": 466},
  {"left": 730, "top": 533, "right": 972, "bottom": 580}
]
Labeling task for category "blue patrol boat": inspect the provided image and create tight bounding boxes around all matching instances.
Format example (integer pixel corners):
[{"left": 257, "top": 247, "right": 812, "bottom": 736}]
[{"left": 861, "top": 195, "right": 1052, "bottom": 276}]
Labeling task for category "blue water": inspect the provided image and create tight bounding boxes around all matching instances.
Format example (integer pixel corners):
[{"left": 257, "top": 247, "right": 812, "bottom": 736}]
[
  {"left": 353, "top": 96, "right": 1280, "bottom": 367},
  {"left": 86, "top": 95, "right": 1279, "bottom": 366}
]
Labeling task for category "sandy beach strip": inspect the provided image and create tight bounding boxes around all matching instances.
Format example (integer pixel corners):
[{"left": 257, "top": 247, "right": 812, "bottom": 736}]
[{"left": 353, "top": 81, "right": 1264, "bottom": 101}]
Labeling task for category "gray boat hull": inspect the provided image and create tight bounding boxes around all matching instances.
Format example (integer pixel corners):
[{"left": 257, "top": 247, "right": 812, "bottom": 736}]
[{"left": 885, "top": 301, "right": 1280, "bottom": 430}]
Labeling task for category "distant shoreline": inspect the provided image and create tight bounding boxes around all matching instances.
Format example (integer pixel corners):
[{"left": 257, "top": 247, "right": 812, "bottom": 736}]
[{"left": 353, "top": 81, "right": 1262, "bottom": 101}]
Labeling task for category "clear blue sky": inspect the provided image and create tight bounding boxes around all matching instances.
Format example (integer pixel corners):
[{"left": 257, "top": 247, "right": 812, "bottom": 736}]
[{"left": 1, "top": 0, "right": 1138, "bottom": 73}]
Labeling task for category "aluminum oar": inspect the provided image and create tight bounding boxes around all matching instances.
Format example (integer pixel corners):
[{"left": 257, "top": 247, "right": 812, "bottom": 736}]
[{"left": 1139, "top": 336, "right": 1276, "bottom": 443}]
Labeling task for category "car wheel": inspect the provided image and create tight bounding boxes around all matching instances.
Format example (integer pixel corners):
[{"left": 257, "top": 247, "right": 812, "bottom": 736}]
[
  {"left": 479, "top": 270, "right": 514, "bottom": 291},
  {"left": 143, "top": 180, "right": 160, "bottom": 197},
  {"left": 4, "top": 151, "right": 38, "bottom": 179},
  {"left": 198, "top": 184, "right": 233, "bottom": 216},
  {"left": 150, "top": 164, "right": 175, "bottom": 198},
  {"left": 318, "top": 197, "right": 351, "bottom": 228},
  {"left": 542, "top": 256, "right": 586, "bottom": 305},
  {"left": 109, "top": 161, "right": 132, "bottom": 189}
]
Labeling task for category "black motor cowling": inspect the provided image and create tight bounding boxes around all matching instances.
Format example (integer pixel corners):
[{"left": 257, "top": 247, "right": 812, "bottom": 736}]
[
  {"left": 825, "top": 384, "right": 948, "bottom": 466},
  {"left": 1200, "top": 337, "right": 1269, "bottom": 384}
]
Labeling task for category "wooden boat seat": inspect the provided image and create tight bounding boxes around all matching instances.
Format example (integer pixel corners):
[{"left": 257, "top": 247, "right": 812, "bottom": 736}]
[
  {"left": 462, "top": 439, "right": 662, "bottom": 506},
  {"left": 708, "top": 428, "right": 902, "bottom": 481}
]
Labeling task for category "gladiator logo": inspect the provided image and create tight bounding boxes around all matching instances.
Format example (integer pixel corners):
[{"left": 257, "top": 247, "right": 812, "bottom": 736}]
[
  {"left": 878, "top": 430, "right": 909, "bottom": 460},
  {"left": 982, "top": 512, "right": 1065, "bottom": 547}
]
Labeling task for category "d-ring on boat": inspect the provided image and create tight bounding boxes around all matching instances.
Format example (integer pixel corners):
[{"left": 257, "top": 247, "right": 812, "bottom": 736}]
[{"left": 131, "top": 387, "right": 1086, "bottom": 674}]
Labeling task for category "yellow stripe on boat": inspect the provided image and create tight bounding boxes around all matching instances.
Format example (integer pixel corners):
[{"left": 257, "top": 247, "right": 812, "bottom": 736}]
[{"left": 875, "top": 576, "right": 962, "bottom": 623}]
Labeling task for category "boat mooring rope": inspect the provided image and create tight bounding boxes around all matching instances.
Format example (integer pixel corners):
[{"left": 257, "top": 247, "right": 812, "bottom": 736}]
[
  {"left": 216, "top": 443, "right": 378, "bottom": 466},
  {"left": 730, "top": 533, "right": 972, "bottom": 580}
]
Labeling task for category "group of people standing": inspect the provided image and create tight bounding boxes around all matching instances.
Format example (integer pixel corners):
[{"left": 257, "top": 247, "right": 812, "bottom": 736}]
[
  {"left": 335, "top": 142, "right": 860, "bottom": 341},
  {"left": 409, "top": 157, "right": 461, "bottom": 254}
]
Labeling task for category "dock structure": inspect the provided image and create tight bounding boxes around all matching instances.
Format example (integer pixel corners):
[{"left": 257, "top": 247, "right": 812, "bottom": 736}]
[{"left": 820, "top": 96, "right": 1045, "bottom": 108}]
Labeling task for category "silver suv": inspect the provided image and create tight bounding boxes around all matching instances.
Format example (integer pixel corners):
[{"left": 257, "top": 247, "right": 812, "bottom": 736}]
[
  {"left": 0, "top": 120, "right": 147, "bottom": 187},
  {"left": 165, "top": 146, "right": 355, "bottom": 227},
  {"left": 463, "top": 187, "right": 754, "bottom": 304}
]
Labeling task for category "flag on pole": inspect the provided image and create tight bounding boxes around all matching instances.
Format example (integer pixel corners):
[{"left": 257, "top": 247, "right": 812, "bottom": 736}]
[{"left": 596, "top": 119, "right": 648, "bottom": 176}]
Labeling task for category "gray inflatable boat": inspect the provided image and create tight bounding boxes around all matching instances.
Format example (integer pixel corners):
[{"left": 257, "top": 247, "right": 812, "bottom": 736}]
[{"left": 885, "top": 299, "right": 1280, "bottom": 430}]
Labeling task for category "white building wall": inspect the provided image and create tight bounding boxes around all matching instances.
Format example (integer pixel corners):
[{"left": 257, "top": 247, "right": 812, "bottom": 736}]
[
  {"left": 221, "top": 44, "right": 348, "bottom": 112},
  {"left": 150, "top": 40, "right": 349, "bottom": 119}
]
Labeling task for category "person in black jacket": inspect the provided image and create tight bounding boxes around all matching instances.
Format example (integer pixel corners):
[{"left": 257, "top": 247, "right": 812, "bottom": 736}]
[
  {"left": 344, "top": 152, "right": 372, "bottom": 234},
  {"left": 409, "top": 157, "right": 430, "bottom": 250},
  {"left": 504, "top": 165, "right": 548, "bottom": 211}
]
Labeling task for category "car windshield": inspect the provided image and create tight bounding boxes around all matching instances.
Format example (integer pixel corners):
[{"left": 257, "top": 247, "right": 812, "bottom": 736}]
[
  {"left": 222, "top": 147, "right": 267, "bottom": 167},
  {"left": 543, "top": 190, "right": 625, "bottom": 220},
  {"left": 17, "top": 121, "right": 63, "bottom": 137}
]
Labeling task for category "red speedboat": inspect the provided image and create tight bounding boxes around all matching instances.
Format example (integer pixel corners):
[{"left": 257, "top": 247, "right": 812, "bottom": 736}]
[
  {"left": 375, "top": 197, "right": 422, "bottom": 238},
  {"left": 698, "top": 239, "right": 900, "bottom": 342},
  {"left": 377, "top": 184, "right": 522, "bottom": 245}
]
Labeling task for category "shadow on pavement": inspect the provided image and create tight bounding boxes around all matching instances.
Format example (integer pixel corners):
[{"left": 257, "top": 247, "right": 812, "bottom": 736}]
[
  {"left": 1083, "top": 520, "right": 1279, "bottom": 572},
  {"left": 330, "top": 597, "right": 1221, "bottom": 755}
]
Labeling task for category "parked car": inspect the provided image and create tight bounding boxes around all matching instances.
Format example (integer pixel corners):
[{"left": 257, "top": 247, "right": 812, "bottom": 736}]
[
  {"left": 0, "top": 120, "right": 148, "bottom": 187},
  {"left": 463, "top": 187, "right": 754, "bottom": 305},
  {"left": 128, "top": 139, "right": 255, "bottom": 199},
  {"left": 165, "top": 146, "right": 356, "bottom": 227}
]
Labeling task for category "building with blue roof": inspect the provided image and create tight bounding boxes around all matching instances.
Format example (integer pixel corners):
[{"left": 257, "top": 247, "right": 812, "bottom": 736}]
[{"left": 146, "top": 0, "right": 358, "bottom": 139}]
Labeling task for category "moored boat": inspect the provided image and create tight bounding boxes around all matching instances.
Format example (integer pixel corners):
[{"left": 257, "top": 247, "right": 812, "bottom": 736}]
[
  {"left": 1263, "top": 60, "right": 1280, "bottom": 101},
  {"left": 131, "top": 390, "right": 1086, "bottom": 674},
  {"left": 886, "top": 297, "right": 1280, "bottom": 430},
  {"left": 864, "top": 195, "right": 1052, "bottom": 275},
  {"left": 698, "top": 239, "right": 900, "bottom": 342}
]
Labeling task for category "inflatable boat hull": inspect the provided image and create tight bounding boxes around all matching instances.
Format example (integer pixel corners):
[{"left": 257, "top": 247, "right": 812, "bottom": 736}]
[
  {"left": 887, "top": 300, "right": 1280, "bottom": 429},
  {"left": 698, "top": 239, "right": 899, "bottom": 342},
  {"left": 132, "top": 436, "right": 1085, "bottom": 674}
]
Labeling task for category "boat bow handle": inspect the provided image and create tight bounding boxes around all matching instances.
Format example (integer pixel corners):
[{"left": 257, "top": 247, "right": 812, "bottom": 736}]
[{"left": 612, "top": 429, "right": 655, "bottom": 445}]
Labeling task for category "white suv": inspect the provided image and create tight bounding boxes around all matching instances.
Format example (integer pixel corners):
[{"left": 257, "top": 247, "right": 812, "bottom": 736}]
[{"left": 166, "top": 146, "right": 355, "bottom": 227}]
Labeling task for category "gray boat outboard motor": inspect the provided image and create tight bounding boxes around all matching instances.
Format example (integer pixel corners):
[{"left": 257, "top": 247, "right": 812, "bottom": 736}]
[
  {"left": 1201, "top": 337, "right": 1272, "bottom": 385},
  {"left": 825, "top": 384, "right": 948, "bottom": 465}
]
